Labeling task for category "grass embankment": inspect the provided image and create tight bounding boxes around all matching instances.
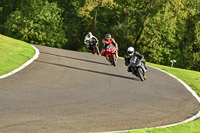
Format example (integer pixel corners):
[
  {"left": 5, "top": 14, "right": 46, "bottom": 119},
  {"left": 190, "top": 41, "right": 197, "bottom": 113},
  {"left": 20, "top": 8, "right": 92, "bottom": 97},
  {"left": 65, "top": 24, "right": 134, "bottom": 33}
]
[
  {"left": 112, "top": 62, "right": 200, "bottom": 133},
  {"left": 0, "top": 34, "right": 35, "bottom": 76}
]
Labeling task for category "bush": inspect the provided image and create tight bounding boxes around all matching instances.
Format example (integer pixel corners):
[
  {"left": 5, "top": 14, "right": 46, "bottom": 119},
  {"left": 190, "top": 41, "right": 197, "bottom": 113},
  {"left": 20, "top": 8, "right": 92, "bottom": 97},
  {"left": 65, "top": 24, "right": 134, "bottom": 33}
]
[{"left": 4, "top": 1, "right": 67, "bottom": 48}]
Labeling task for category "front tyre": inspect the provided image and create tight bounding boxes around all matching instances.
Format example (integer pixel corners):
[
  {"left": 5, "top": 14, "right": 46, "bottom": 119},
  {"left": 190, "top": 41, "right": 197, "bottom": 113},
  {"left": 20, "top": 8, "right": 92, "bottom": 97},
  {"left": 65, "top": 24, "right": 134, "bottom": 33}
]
[
  {"left": 92, "top": 46, "right": 95, "bottom": 54},
  {"left": 112, "top": 54, "right": 116, "bottom": 66},
  {"left": 96, "top": 47, "right": 100, "bottom": 55},
  {"left": 137, "top": 67, "right": 144, "bottom": 81}
]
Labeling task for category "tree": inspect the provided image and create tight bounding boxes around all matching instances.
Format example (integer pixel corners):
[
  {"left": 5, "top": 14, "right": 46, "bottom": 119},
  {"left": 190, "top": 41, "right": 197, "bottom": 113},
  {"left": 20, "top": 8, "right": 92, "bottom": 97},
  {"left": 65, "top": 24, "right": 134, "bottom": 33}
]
[
  {"left": 140, "top": 0, "right": 200, "bottom": 70},
  {"left": 169, "top": 0, "right": 200, "bottom": 70},
  {"left": 140, "top": 1, "right": 177, "bottom": 64},
  {"left": 4, "top": 0, "right": 67, "bottom": 48},
  {"left": 78, "top": 0, "right": 114, "bottom": 34},
  {"left": 1, "top": 0, "right": 200, "bottom": 71}
]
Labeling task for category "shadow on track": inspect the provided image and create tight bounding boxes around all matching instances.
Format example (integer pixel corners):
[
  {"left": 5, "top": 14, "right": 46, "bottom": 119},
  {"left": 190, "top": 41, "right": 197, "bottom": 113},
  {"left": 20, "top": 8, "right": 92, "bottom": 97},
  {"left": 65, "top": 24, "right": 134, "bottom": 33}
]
[
  {"left": 37, "top": 60, "right": 138, "bottom": 81},
  {"left": 41, "top": 52, "right": 110, "bottom": 66}
]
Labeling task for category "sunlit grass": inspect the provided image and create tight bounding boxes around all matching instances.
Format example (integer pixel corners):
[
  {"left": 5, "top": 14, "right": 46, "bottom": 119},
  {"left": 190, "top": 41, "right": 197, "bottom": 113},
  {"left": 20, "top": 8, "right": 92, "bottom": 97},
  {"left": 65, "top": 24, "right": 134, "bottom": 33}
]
[{"left": 0, "top": 34, "right": 35, "bottom": 76}]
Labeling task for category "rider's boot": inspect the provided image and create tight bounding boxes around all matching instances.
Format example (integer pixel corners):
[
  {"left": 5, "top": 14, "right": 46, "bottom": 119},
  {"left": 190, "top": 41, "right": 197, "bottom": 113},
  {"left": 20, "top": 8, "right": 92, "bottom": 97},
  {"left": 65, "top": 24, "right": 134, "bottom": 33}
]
[
  {"left": 116, "top": 51, "right": 119, "bottom": 59},
  {"left": 127, "top": 67, "right": 131, "bottom": 72}
]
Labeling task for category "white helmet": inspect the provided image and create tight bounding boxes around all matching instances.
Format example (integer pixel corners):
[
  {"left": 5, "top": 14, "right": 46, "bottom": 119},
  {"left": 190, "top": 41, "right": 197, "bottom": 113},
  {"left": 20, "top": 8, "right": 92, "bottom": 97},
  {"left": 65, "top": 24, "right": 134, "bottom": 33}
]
[
  {"left": 127, "top": 47, "right": 134, "bottom": 56},
  {"left": 88, "top": 32, "right": 92, "bottom": 37}
]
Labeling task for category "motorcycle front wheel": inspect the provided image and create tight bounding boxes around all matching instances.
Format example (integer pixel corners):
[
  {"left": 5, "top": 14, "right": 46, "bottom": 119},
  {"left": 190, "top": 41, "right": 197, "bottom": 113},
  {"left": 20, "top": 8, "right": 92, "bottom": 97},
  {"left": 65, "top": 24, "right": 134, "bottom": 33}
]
[
  {"left": 137, "top": 67, "right": 144, "bottom": 81},
  {"left": 96, "top": 47, "right": 100, "bottom": 55},
  {"left": 112, "top": 54, "right": 116, "bottom": 66}
]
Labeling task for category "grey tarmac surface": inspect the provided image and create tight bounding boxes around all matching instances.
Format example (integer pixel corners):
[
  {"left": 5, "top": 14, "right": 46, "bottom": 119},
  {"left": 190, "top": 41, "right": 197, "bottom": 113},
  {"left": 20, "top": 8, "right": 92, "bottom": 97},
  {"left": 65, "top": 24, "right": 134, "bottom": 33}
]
[{"left": 0, "top": 45, "right": 199, "bottom": 133}]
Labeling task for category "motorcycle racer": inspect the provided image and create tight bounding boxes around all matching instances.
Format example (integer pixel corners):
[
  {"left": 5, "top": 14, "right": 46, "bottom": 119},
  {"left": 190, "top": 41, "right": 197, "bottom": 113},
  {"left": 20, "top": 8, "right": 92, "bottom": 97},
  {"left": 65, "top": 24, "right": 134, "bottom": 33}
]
[
  {"left": 101, "top": 33, "right": 118, "bottom": 58},
  {"left": 124, "top": 47, "right": 147, "bottom": 72},
  {"left": 84, "top": 32, "right": 99, "bottom": 50}
]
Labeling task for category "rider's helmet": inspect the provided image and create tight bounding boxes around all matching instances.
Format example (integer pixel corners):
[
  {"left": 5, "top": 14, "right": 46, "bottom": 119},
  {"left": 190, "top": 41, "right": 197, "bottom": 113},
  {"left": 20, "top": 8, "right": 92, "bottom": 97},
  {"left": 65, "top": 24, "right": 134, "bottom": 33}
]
[
  {"left": 88, "top": 32, "right": 92, "bottom": 37},
  {"left": 127, "top": 47, "right": 134, "bottom": 56},
  {"left": 105, "top": 33, "right": 111, "bottom": 40}
]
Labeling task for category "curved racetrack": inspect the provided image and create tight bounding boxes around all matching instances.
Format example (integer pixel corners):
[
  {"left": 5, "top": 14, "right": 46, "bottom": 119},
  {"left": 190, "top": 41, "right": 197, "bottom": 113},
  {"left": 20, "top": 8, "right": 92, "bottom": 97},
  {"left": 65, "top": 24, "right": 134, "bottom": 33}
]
[{"left": 0, "top": 45, "right": 199, "bottom": 133}]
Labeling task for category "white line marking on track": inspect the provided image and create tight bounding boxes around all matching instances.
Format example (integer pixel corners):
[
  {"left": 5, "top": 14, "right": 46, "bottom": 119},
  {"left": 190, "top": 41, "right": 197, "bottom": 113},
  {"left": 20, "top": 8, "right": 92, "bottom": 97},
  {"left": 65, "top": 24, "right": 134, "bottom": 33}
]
[
  {"left": 105, "top": 65, "right": 200, "bottom": 133},
  {"left": 0, "top": 44, "right": 40, "bottom": 79}
]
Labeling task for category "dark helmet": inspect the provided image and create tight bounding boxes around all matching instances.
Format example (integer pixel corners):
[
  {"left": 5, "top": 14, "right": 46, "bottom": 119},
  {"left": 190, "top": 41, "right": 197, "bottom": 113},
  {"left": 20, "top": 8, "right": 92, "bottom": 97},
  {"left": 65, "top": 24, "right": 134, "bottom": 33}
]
[{"left": 105, "top": 33, "right": 111, "bottom": 40}]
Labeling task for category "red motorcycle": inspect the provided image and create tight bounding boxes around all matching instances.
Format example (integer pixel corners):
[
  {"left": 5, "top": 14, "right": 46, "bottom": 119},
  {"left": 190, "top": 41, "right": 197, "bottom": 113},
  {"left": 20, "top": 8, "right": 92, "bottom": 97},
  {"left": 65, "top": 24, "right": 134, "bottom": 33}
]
[{"left": 101, "top": 44, "right": 118, "bottom": 66}]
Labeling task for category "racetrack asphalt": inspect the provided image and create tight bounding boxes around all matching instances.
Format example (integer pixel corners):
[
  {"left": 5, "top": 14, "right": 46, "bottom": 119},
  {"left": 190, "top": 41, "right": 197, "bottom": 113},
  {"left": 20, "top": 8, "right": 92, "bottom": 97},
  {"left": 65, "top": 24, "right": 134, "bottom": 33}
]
[{"left": 0, "top": 45, "right": 200, "bottom": 133}]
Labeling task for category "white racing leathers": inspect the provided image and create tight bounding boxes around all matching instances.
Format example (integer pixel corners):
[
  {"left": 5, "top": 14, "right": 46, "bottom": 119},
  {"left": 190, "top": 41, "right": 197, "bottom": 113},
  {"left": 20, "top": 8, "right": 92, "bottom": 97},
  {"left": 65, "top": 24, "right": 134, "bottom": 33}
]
[{"left": 84, "top": 35, "right": 98, "bottom": 48}]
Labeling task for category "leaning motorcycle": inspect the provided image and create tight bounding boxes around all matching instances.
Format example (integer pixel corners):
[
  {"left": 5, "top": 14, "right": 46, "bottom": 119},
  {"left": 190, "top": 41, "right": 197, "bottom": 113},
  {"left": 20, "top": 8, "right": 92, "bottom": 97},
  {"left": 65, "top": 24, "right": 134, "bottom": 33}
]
[
  {"left": 129, "top": 56, "right": 147, "bottom": 81},
  {"left": 101, "top": 44, "right": 118, "bottom": 66},
  {"left": 87, "top": 38, "right": 100, "bottom": 55}
]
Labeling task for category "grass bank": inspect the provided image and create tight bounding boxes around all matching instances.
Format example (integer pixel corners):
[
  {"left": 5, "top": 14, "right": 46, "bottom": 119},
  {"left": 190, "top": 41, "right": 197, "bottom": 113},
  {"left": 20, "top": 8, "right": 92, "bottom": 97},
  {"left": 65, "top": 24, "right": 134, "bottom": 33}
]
[
  {"left": 0, "top": 34, "right": 35, "bottom": 76},
  {"left": 107, "top": 62, "right": 200, "bottom": 133}
]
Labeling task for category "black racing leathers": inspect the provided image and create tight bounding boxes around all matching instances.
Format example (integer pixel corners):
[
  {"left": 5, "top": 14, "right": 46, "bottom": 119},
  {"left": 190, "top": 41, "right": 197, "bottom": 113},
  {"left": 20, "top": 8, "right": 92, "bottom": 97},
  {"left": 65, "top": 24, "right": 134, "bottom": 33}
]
[
  {"left": 124, "top": 52, "right": 146, "bottom": 72},
  {"left": 124, "top": 52, "right": 144, "bottom": 65}
]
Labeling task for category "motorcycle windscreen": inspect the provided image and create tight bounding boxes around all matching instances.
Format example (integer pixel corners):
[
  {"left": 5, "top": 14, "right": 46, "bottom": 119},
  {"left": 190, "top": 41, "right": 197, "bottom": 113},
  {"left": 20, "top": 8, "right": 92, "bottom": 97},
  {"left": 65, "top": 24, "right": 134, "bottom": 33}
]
[
  {"left": 106, "top": 44, "right": 116, "bottom": 53},
  {"left": 130, "top": 56, "right": 141, "bottom": 67},
  {"left": 92, "top": 38, "right": 97, "bottom": 45}
]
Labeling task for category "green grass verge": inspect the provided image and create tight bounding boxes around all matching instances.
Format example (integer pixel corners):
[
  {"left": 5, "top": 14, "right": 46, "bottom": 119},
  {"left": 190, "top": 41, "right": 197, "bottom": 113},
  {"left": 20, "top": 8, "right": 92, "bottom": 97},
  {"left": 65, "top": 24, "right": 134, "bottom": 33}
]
[
  {"left": 101, "top": 62, "right": 200, "bottom": 133},
  {"left": 0, "top": 34, "right": 35, "bottom": 76}
]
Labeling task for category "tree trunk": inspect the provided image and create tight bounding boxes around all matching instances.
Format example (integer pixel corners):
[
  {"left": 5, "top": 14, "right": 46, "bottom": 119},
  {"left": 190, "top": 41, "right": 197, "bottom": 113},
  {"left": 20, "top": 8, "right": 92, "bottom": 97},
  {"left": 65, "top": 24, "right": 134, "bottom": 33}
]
[
  {"left": 134, "top": 14, "right": 148, "bottom": 45},
  {"left": 94, "top": 7, "right": 99, "bottom": 34}
]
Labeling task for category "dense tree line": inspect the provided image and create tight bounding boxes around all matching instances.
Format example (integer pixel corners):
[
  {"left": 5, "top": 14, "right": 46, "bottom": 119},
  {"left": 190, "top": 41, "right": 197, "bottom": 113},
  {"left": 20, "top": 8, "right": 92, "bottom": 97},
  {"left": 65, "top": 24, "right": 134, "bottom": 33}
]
[{"left": 0, "top": 0, "right": 199, "bottom": 71}]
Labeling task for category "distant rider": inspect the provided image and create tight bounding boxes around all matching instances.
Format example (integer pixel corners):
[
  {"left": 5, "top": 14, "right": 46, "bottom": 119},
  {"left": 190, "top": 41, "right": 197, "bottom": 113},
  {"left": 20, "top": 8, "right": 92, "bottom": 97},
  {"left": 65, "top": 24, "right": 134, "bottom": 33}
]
[
  {"left": 101, "top": 33, "right": 118, "bottom": 57},
  {"left": 124, "top": 47, "right": 147, "bottom": 72},
  {"left": 84, "top": 32, "right": 99, "bottom": 50}
]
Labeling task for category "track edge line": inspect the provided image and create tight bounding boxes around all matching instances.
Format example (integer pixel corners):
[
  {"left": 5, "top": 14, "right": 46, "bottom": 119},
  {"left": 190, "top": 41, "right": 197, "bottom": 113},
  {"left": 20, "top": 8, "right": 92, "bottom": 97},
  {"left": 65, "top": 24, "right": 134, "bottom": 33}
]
[
  {"left": 0, "top": 44, "right": 40, "bottom": 79},
  {"left": 104, "top": 65, "right": 200, "bottom": 133}
]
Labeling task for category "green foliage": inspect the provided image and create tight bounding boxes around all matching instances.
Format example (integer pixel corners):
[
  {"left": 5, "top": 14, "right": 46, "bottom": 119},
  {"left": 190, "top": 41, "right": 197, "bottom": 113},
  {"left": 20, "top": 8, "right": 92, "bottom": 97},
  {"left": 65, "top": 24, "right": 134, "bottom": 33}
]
[
  {"left": 78, "top": 0, "right": 114, "bottom": 19},
  {"left": 1, "top": 0, "right": 200, "bottom": 71},
  {"left": 4, "top": 0, "right": 67, "bottom": 48},
  {"left": 137, "top": 0, "right": 200, "bottom": 71},
  {"left": 140, "top": 2, "right": 177, "bottom": 65}
]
